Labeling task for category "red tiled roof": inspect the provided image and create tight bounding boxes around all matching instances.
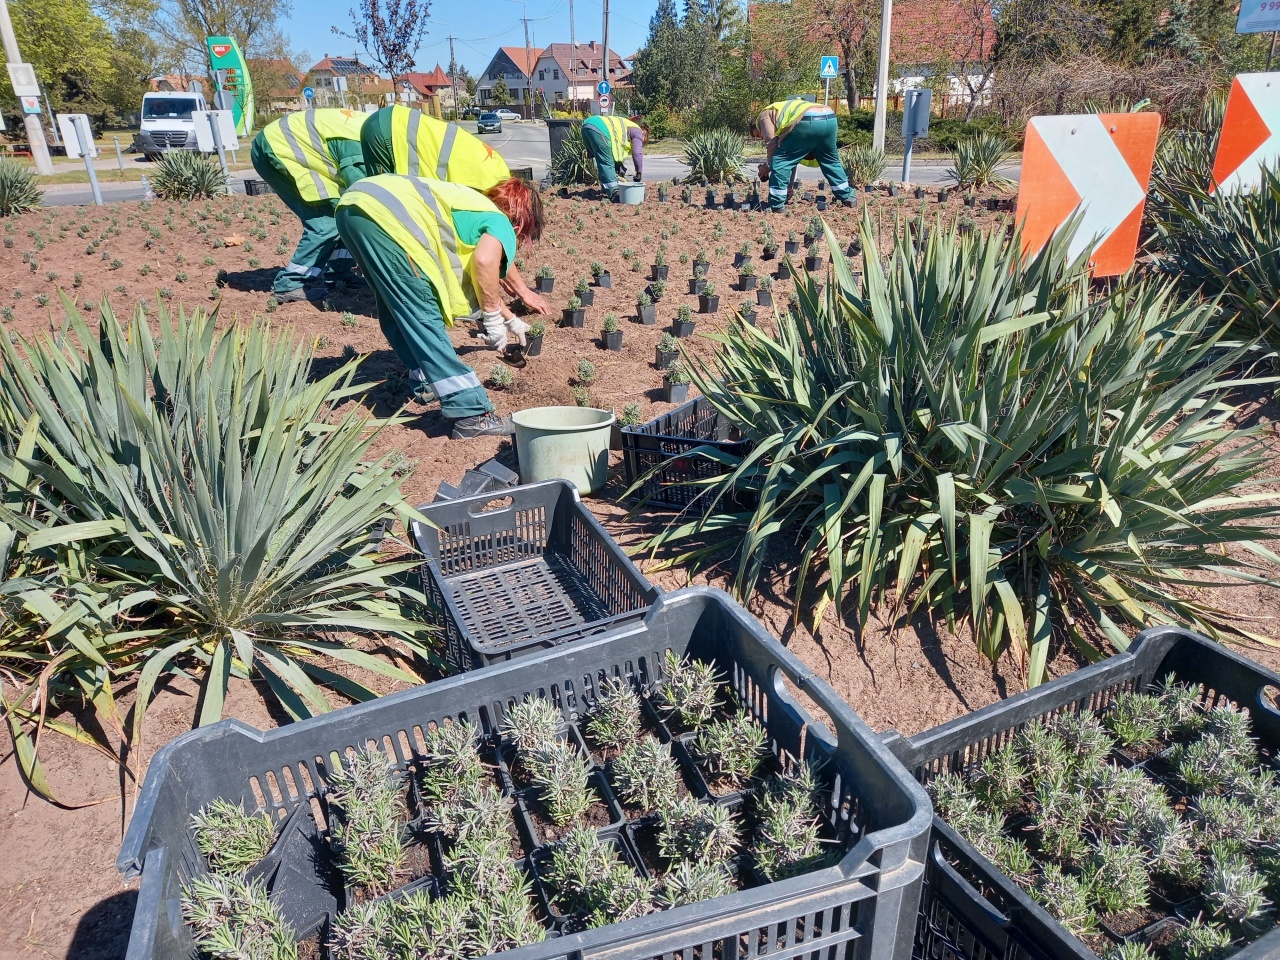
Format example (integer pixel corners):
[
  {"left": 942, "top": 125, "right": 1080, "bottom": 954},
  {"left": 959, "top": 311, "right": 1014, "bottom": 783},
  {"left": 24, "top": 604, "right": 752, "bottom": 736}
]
[
  {"left": 401, "top": 65, "right": 451, "bottom": 94},
  {"left": 500, "top": 46, "right": 543, "bottom": 77}
]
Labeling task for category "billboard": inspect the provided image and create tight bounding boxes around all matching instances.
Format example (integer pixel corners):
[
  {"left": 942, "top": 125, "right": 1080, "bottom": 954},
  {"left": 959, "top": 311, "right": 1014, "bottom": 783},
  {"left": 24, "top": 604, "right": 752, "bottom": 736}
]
[{"left": 206, "top": 36, "right": 255, "bottom": 136}]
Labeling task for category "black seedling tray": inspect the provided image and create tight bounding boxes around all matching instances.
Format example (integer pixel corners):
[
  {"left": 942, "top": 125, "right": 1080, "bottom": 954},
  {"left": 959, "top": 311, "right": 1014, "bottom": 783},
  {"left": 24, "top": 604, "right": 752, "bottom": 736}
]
[
  {"left": 884, "top": 625, "right": 1280, "bottom": 960},
  {"left": 621, "top": 396, "right": 752, "bottom": 509},
  {"left": 410, "top": 479, "right": 661, "bottom": 671},
  {"left": 120, "top": 587, "right": 932, "bottom": 960}
]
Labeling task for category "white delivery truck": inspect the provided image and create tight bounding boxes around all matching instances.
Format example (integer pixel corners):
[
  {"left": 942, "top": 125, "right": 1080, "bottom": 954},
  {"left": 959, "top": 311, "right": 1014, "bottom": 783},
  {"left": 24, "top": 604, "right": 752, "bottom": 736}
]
[{"left": 137, "top": 91, "right": 208, "bottom": 160}]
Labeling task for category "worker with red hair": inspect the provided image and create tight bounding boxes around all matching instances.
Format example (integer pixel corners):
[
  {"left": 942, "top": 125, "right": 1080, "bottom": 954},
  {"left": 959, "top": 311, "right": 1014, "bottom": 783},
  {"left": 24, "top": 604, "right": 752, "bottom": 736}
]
[{"left": 335, "top": 175, "right": 545, "bottom": 439}]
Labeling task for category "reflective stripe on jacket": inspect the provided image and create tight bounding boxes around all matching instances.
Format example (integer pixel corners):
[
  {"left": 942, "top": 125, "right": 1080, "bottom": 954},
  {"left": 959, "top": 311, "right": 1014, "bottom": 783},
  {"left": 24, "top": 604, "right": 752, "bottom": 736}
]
[
  {"left": 383, "top": 105, "right": 511, "bottom": 189},
  {"left": 583, "top": 115, "right": 638, "bottom": 163},
  {"left": 261, "top": 109, "right": 369, "bottom": 202},
  {"left": 764, "top": 99, "right": 816, "bottom": 143},
  {"left": 336, "top": 174, "right": 510, "bottom": 323}
]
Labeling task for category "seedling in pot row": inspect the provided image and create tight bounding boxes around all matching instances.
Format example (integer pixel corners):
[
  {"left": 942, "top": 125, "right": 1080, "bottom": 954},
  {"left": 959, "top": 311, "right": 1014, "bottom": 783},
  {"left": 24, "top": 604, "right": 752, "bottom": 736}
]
[
  {"left": 529, "top": 742, "right": 596, "bottom": 828},
  {"left": 590, "top": 260, "right": 612, "bottom": 288},
  {"left": 575, "top": 276, "right": 594, "bottom": 306},
  {"left": 692, "top": 710, "right": 768, "bottom": 790},
  {"left": 503, "top": 696, "right": 561, "bottom": 755},
  {"left": 698, "top": 282, "right": 719, "bottom": 314},
  {"left": 672, "top": 304, "right": 696, "bottom": 339},
  {"left": 563, "top": 296, "right": 585, "bottom": 328},
  {"left": 757, "top": 275, "right": 774, "bottom": 306},
  {"left": 618, "top": 402, "right": 642, "bottom": 428},
  {"left": 636, "top": 291, "right": 656, "bottom": 325},
  {"left": 733, "top": 242, "right": 752, "bottom": 268},
  {"left": 651, "top": 249, "right": 668, "bottom": 280},
  {"left": 327, "top": 748, "right": 414, "bottom": 900},
  {"left": 655, "top": 332, "right": 680, "bottom": 369},
  {"left": 738, "top": 263, "right": 757, "bottom": 290},
  {"left": 658, "top": 797, "right": 740, "bottom": 864},
  {"left": 586, "top": 677, "right": 644, "bottom": 753},
  {"left": 535, "top": 265, "right": 555, "bottom": 293},
  {"left": 739, "top": 300, "right": 758, "bottom": 326},
  {"left": 525, "top": 321, "right": 546, "bottom": 357},
  {"left": 648, "top": 279, "right": 666, "bottom": 302},
  {"left": 190, "top": 798, "right": 276, "bottom": 875},
  {"left": 544, "top": 827, "right": 654, "bottom": 929},
  {"left": 602, "top": 313, "right": 623, "bottom": 351},
  {"left": 663, "top": 361, "right": 691, "bottom": 403}
]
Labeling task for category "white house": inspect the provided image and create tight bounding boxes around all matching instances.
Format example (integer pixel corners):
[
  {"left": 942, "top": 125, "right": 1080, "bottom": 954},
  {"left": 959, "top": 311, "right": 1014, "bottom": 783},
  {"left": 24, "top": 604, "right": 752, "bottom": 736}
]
[{"left": 530, "top": 41, "right": 632, "bottom": 106}]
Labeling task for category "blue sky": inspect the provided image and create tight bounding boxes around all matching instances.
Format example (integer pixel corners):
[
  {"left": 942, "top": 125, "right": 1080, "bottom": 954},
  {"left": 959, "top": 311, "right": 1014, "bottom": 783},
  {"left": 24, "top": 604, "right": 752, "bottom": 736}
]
[{"left": 282, "top": 0, "right": 654, "bottom": 76}]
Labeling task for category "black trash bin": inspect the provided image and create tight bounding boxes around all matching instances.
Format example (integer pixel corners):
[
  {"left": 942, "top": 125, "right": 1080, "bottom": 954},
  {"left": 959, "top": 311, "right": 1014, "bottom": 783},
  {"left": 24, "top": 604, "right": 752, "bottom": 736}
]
[{"left": 547, "top": 118, "right": 574, "bottom": 166}]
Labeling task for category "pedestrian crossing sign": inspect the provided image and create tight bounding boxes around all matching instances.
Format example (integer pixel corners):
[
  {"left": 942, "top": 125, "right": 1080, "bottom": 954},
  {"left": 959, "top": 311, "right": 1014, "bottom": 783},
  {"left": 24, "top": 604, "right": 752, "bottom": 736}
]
[{"left": 820, "top": 56, "right": 839, "bottom": 79}]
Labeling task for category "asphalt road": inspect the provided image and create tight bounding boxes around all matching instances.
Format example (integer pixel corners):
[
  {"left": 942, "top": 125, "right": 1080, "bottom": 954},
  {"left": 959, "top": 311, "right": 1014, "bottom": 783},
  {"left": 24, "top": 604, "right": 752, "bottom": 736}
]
[{"left": 41, "top": 120, "right": 1019, "bottom": 206}]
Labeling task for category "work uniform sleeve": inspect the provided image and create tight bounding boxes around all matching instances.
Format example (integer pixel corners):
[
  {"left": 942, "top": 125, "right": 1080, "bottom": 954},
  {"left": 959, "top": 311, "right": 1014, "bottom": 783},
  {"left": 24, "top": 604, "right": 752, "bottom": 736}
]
[
  {"left": 328, "top": 137, "right": 368, "bottom": 190},
  {"left": 451, "top": 211, "right": 517, "bottom": 279},
  {"left": 628, "top": 128, "right": 644, "bottom": 180}
]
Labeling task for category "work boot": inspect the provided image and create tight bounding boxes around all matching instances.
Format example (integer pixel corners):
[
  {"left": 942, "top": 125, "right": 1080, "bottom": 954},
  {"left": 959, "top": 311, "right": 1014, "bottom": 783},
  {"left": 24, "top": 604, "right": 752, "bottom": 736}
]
[
  {"left": 450, "top": 411, "right": 513, "bottom": 440},
  {"left": 274, "top": 286, "right": 325, "bottom": 303}
]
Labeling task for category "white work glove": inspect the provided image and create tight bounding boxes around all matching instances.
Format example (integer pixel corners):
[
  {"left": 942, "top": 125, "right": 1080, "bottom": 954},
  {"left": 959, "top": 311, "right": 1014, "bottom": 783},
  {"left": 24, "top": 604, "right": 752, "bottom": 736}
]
[
  {"left": 504, "top": 315, "right": 530, "bottom": 348},
  {"left": 480, "top": 310, "right": 508, "bottom": 350}
]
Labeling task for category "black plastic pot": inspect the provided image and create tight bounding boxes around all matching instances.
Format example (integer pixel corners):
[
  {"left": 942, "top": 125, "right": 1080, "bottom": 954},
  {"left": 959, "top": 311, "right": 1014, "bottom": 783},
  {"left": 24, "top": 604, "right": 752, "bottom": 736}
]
[
  {"left": 604, "top": 330, "right": 623, "bottom": 351},
  {"left": 987, "top": 197, "right": 1000, "bottom": 211},
  {"left": 804, "top": 256, "right": 822, "bottom": 271},
  {"left": 964, "top": 195, "right": 976, "bottom": 207},
  {"left": 888, "top": 184, "right": 899, "bottom": 197},
  {"left": 537, "top": 277, "right": 555, "bottom": 293},
  {"left": 914, "top": 187, "right": 926, "bottom": 200},
  {"left": 762, "top": 245, "right": 777, "bottom": 261},
  {"left": 525, "top": 334, "right": 543, "bottom": 357},
  {"left": 672, "top": 319, "right": 696, "bottom": 338},
  {"left": 784, "top": 240, "right": 800, "bottom": 255},
  {"left": 801, "top": 191, "right": 814, "bottom": 202},
  {"left": 741, "top": 309, "right": 757, "bottom": 326},
  {"left": 845, "top": 242, "right": 860, "bottom": 258},
  {"left": 817, "top": 179, "right": 827, "bottom": 190},
  {"left": 563, "top": 308, "right": 585, "bottom": 328},
  {"left": 732, "top": 252, "right": 747, "bottom": 268},
  {"left": 756, "top": 289, "right": 773, "bottom": 307},
  {"left": 723, "top": 193, "right": 737, "bottom": 210},
  {"left": 577, "top": 289, "right": 595, "bottom": 307},
  {"left": 664, "top": 381, "right": 690, "bottom": 403},
  {"left": 655, "top": 347, "right": 678, "bottom": 368},
  {"left": 738, "top": 274, "right": 756, "bottom": 291},
  {"left": 698, "top": 295, "right": 719, "bottom": 314},
  {"left": 803, "top": 232, "right": 817, "bottom": 247},
  {"left": 596, "top": 272, "right": 612, "bottom": 288},
  {"left": 637, "top": 303, "right": 656, "bottom": 325},
  {"left": 646, "top": 284, "right": 664, "bottom": 302},
  {"left": 692, "top": 260, "right": 710, "bottom": 278},
  {"left": 815, "top": 198, "right": 828, "bottom": 211},
  {"left": 651, "top": 264, "right": 669, "bottom": 281},
  {"left": 689, "top": 278, "right": 707, "bottom": 295},
  {"left": 937, "top": 189, "right": 949, "bottom": 203},
  {"left": 705, "top": 189, "right": 717, "bottom": 208}
]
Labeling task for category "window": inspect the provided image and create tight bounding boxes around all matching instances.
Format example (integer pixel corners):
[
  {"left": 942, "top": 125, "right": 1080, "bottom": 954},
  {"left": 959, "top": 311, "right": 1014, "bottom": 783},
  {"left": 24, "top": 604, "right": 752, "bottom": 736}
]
[
  {"left": 553, "top": 69, "right": 560, "bottom": 80},
  {"left": 538, "top": 70, "right": 545, "bottom": 80}
]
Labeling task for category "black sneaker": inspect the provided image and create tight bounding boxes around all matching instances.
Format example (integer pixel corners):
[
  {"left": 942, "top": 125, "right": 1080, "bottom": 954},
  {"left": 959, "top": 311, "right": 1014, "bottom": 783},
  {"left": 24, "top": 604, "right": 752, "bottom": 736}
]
[{"left": 450, "top": 412, "right": 513, "bottom": 440}]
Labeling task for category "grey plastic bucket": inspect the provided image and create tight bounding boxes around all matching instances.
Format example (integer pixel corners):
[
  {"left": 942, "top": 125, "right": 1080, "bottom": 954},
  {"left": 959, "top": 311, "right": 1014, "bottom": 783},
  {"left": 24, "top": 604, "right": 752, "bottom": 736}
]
[
  {"left": 616, "top": 182, "right": 645, "bottom": 205},
  {"left": 512, "top": 406, "right": 615, "bottom": 494}
]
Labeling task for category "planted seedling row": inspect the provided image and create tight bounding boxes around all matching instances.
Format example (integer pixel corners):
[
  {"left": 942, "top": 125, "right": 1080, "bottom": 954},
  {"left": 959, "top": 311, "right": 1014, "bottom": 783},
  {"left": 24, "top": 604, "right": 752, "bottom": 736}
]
[
  {"left": 928, "top": 677, "right": 1280, "bottom": 959},
  {"left": 175, "top": 652, "right": 845, "bottom": 959}
]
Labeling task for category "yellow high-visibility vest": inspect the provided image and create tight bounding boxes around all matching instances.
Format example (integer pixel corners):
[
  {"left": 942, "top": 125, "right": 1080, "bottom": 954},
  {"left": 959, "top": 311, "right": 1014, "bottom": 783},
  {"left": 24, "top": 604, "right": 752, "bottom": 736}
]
[
  {"left": 260, "top": 109, "right": 368, "bottom": 202},
  {"left": 584, "top": 115, "right": 639, "bottom": 163},
  {"left": 336, "top": 175, "right": 510, "bottom": 324},
  {"left": 383, "top": 105, "right": 511, "bottom": 189},
  {"left": 765, "top": 99, "right": 816, "bottom": 142}
]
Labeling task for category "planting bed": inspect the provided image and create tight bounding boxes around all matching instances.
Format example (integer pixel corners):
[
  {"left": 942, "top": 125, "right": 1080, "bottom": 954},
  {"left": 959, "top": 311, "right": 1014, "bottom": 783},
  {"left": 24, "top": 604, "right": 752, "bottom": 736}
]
[
  {"left": 119, "top": 587, "right": 931, "bottom": 960},
  {"left": 885, "top": 625, "right": 1280, "bottom": 960}
]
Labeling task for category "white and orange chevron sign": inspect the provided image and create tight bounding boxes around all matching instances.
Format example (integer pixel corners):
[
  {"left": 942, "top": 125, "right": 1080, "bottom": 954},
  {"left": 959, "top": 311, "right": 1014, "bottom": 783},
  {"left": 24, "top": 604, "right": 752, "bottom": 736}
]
[
  {"left": 1211, "top": 73, "right": 1280, "bottom": 194},
  {"left": 1015, "top": 113, "right": 1161, "bottom": 278}
]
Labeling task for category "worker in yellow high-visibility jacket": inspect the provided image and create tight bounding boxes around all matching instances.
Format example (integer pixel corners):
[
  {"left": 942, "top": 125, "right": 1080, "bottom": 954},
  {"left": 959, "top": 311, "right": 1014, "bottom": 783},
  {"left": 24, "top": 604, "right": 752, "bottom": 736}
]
[
  {"left": 251, "top": 108, "right": 369, "bottom": 302},
  {"left": 581, "top": 114, "right": 648, "bottom": 198},
  {"left": 359, "top": 104, "right": 549, "bottom": 316},
  {"left": 334, "top": 175, "right": 545, "bottom": 440},
  {"left": 753, "top": 98, "right": 855, "bottom": 212}
]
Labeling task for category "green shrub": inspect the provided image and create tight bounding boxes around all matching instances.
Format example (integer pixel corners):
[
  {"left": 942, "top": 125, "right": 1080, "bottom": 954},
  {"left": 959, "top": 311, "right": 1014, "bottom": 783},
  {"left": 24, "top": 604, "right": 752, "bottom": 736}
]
[
  {"left": 0, "top": 159, "right": 41, "bottom": 217},
  {"left": 646, "top": 219, "right": 1280, "bottom": 681},
  {"left": 551, "top": 121, "right": 596, "bottom": 186},
  {"left": 840, "top": 144, "right": 885, "bottom": 187},
  {"left": 0, "top": 296, "right": 434, "bottom": 777},
  {"left": 947, "top": 133, "right": 1016, "bottom": 190},
  {"left": 683, "top": 128, "right": 745, "bottom": 184},
  {"left": 152, "top": 151, "right": 229, "bottom": 200}
]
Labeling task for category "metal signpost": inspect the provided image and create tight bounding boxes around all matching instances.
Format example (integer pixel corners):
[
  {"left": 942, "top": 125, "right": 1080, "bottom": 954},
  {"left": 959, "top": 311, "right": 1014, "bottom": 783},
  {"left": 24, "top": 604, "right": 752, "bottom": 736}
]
[
  {"left": 58, "top": 113, "right": 102, "bottom": 205},
  {"left": 195, "top": 110, "right": 239, "bottom": 186},
  {"left": 820, "top": 56, "right": 839, "bottom": 107},
  {"left": 900, "top": 88, "right": 931, "bottom": 183},
  {"left": 334, "top": 76, "right": 348, "bottom": 108},
  {"left": 4, "top": 57, "right": 53, "bottom": 173}
]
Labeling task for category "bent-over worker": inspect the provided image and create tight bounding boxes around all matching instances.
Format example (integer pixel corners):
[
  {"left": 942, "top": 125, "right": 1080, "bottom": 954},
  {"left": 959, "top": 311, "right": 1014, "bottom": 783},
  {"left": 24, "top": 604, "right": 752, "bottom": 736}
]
[
  {"left": 753, "top": 98, "right": 855, "bottom": 212},
  {"left": 335, "top": 175, "right": 545, "bottom": 440},
  {"left": 251, "top": 108, "right": 369, "bottom": 302},
  {"left": 581, "top": 114, "right": 648, "bottom": 198}
]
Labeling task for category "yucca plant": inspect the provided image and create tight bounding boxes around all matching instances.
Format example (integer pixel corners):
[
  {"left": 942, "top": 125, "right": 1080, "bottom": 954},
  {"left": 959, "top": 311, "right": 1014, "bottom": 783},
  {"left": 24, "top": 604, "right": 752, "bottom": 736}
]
[
  {"left": 683, "top": 128, "right": 745, "bottom": 184},
  {"left": 946, "top": 133, "right": 1015, "bottom": 190},
  {"left": 0, "top": 158, "right": 42, "bottom": 216},
  {"left": 552, "top": 120, "right": 596, "bottom": 185},
  {"left": 152, "top": 150, "right": 229, "bottom": 199},
  {"left": 839, "top": 144, "right": 885, "bottom": 187},
  {"left": 646, "top": 218, "right": 1280, "bottom": 683},
  {"left": 0, "top": 297, "right": 433, "bottom": 774}
]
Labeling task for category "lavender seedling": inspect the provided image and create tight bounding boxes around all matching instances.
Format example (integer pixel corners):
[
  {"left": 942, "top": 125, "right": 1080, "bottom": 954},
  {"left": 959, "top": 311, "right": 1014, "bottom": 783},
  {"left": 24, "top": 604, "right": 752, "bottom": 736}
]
[
  {"left": 1172, "top": 736, "right": 1250, "bottom": 795},
  {"left": 1156, "top": 676, "right": 1206, "bottom": 738},
  {"left": 327, "top": 748, "right": 406, "bottom": 895},
  {"left": 612, "top": 737, "right": 682, "bottom": 812},
  {"left": 1015, "top": 721, "right": 1074, "bottom": 784},
  {"left": 692, "top": 710, "right": 767, "bottom": 786},
  {"left": 1105, "top": 691, "right": 1164, "bottom": 748},
  {"left": 546, "top": 826, "right": 653, "bottom": 926},
  {"left": 658, "top": 797, "right": 740, "bottom": 863},
  {"left": 971, "top": 743, "right": 1025, "bottom": 814},
  {"left": 657, "top": 860, "right": 735, "bottom": 908},
  {"left": 586, "top": 677, "right": 643, "bottom": 751},
  {"left": 419, "top": 719, "right": 487, "bottom": 816},
  {"left": 181, "top": 873, "right": 297, "bottom": 960},
  {"left": 503, "top": 697, "right": 561, "bottom": 754},
  {"left": 1206, "top": 850, "right": 1272, "bottom": 929},
  {"left": 1084, "top": 841, "right": 1149, "bottom": 915},
  {"left": 470, "top": 881, "right": 546, "bottom": 953},
  {"left": 529, "top": 741, "right": 594, "bottom": 825},
  {"left": 1106, "top": 945, "right": 1156, "bottom": 960},
  {"left": 191, "top": 798, "right": 276, "bottom": 874},
  {"left": 1032, "top": 862, "right": 1098, "bottom": 937},
  {"left": 1045, "top": 711, "right": 1114, "bottom": 774},
  {"left": 658, "top": 651, "right": 723, "bottom": 730},
  {"left": 753, "top": 767, "right": 832, "bottom": 881},
  {"left": 1169, "top": 918, "right": 1234, "bottom": 960},
  {"left": 1193, "top": 795, "right": 1261, "bottom": 852}
]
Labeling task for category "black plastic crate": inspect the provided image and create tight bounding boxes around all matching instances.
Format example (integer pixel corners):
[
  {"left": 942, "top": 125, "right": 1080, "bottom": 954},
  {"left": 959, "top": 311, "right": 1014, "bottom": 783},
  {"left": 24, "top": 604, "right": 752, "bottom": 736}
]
[
  {"left": 119, "top": 587, "right": 932, "bottom": 960},
  {"left": 410, "top": 479, "right": 661, "bottom": 671},
  {"left": 621, "top": 396, "right": 751, "bottom": 508},
  {"left": 882, "top": 626, "right": 1280, "bottom": 960}
]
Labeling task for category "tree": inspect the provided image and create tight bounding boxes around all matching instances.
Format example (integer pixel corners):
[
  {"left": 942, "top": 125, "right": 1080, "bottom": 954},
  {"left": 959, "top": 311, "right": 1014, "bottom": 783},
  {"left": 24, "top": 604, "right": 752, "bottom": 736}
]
[
  {"left": 150, "top": 0, "right": 295, "bottom": 79},
  {"left": 333, "top": 0, "right": 431, "bottom": 87},
  {"left": 806, "top": 0, "right": 878, "bottom": 107},
  {"left": 0, "top": 0, "right": 115, "bottom": 114},
  {"left": 631, "top": 0, "right": 682, "bottom": 110},
  {"left": 490, "top": 77, "right": 512, "bottom": 105}
]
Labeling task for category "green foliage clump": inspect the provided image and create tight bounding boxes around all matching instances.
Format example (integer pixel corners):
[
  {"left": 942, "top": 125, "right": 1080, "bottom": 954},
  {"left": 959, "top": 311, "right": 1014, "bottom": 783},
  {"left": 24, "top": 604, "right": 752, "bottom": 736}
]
[
  {"left": 839, "top": 144, "right": 885, "bottom": 187},
  {"left": 191, "top": 799, "right": 276, "bottom": 875},
  {"left": 683, "top": 128, "right": 746, "bottom": 184},
  {"left": 327, "top": 749, "right": 406, "bottom": 895},
  {"left": 182, "top": 873, "right": 297, "bottom": 960},
  {"left": 152, "top": 151, "right": 229, "bottom": 200},
  {"left": 611, "top": 737, "right": 682, "bottom": 812},
  {"left": 0, "top": 159, "right": 42, "bottom": 217},
  {"left": 946, "top": 133, "right": 1016, "bottom": 189},
  {"left": 552, "top": 121, "right": 597, "bottom": 186},
  {"left": 752, "top": 766, "right": 833, "bottom": 881}
]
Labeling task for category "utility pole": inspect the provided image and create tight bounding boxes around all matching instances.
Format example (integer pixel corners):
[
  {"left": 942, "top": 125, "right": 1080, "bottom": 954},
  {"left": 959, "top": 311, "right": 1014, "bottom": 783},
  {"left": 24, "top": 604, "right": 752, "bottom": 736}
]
[
  {"left": 448, "top": 35, "right": 461, "bottom": 120},
  {"left": 871, "top": 0, "right": 892, "bottom": 152},
  {"left": 569, "top": 0, "right": 576, "bottom": 108},
  {"left": 0, "top": 0, "right": 53, "bottom": 174},
  {"left": 523, "top": 13, "right": 533, "bottom": 114},
  {"left": 600, "top": 0, "right": 610, "bottom": 115}
]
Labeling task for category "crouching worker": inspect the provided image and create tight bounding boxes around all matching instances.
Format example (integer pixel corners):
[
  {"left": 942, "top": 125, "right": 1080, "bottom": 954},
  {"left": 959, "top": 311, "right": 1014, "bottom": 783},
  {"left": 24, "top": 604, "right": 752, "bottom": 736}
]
[
  {"left": 335, "top": 176, "right": 545, "bottom": 439},
  {"left": 753, "top": 98, "right": 855, "bottom": 212},
  {"left": 581, "top": 114, "right": 647, "bottom": 198},
  {"left": 360, "top": 104, "right": 548, "bottom": 315},
  {"left": 251, "top": 108, "right": 369, "bottom": 302}
]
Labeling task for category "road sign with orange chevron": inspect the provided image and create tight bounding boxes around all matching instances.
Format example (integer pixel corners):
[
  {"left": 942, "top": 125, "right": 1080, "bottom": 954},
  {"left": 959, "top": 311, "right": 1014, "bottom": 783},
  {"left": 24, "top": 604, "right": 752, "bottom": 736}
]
[
  {"left": 1211, "top": 73, "right": 1280, "bottom": 194},
  {"left": 1015, "top": 113, "right": 1161, "bottom": 278}
]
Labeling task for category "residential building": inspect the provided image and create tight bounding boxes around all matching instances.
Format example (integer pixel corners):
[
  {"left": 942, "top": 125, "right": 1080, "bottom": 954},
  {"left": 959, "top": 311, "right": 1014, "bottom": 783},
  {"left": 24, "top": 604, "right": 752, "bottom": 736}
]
[
  {"left": 530, "top": 41, "right": 632, "bottom": 106},
  {"left": 305, "top": 54, "right": 395, "bottom": 106},
  {"left": 476, "top": 47, "right": 542, "bottom": 106},
  {"left": 249, "top": 58, "right": 305, "bottom": 112},
  {"left": 400, "top": 65, "right": 452, "bottom": 101},
  {"left": 149, "top": 75, "right": 204, "bottom": 94}
]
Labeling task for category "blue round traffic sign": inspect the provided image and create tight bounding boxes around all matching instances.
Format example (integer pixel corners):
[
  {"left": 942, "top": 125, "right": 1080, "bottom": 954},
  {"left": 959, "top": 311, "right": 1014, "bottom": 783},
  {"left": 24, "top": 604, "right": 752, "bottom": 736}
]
[
  {"left": 303, "top": 86, "right": 315, "bottom": 100},
  {"left": 596, "top": 80, "right": 611, "bottom": 96}
]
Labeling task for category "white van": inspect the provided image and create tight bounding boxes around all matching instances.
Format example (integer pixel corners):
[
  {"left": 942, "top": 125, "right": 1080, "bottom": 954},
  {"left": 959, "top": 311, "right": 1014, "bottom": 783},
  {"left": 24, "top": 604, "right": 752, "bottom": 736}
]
[{"left": 138, "top": 91, "right": 208, "bottom": 160}]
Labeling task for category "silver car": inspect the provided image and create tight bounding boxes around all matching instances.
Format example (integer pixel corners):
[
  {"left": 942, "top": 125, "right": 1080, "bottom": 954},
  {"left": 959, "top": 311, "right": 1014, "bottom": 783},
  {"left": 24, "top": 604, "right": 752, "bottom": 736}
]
[{"left": 477, "top": 112, "right": 502, "bottom": 134}]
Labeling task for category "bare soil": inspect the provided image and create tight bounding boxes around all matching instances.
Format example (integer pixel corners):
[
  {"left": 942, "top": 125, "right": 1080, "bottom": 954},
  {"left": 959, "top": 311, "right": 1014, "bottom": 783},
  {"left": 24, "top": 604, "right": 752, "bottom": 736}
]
[{"left": 1, "top": 185, "right": 1278, "bottom": 960}]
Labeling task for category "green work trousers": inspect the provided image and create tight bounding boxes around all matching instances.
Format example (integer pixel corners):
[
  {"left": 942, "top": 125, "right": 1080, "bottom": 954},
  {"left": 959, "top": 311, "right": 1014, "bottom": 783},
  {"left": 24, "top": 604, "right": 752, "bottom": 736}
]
[
  {"left": 334, "top": 206, "right": 492, "bottom": 420},
  {"left": 250, "top": 135, "right": 363, "bottom": 294},
  {"left": 582, "top": 123, "right": 622, "bottom": 192},
  {"left": 768, "top": 114, "right": 854, "bottom": 212}
]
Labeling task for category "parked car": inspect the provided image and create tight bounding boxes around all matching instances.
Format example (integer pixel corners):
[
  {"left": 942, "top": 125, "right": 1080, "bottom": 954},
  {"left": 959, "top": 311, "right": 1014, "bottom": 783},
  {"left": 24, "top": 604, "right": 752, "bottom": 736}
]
[
  {"left": 493, "top": 109, "right": 520, "bottom": 121},
  {"left": 477, "top": 112, "right": 503, "bottom": 134},
  {"left": 137, "top": 91, "right": 208, "bottom": 160}
]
